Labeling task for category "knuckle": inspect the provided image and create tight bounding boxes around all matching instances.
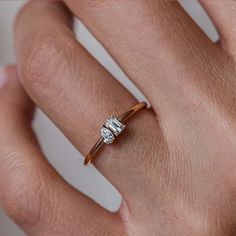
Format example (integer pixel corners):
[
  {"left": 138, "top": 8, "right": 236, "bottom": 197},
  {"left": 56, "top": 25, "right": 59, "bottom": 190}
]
[
  {"left": 0, "top": 151, "right": 46, "bottom": 229},
  {"left": 14, "top": 1, "right": 31, "bottom": 30},
  {"left": 73, "top": 0, "right": 130, "bottom": 14},
  {"left": 90, "top": 0, "right": 129, "bottom": 8},
  {"left": 20, "top": 29, "right": 77, "bottom": 98},
  {"left": 4, "top": 182, "right": 42, "bottom": 229}
]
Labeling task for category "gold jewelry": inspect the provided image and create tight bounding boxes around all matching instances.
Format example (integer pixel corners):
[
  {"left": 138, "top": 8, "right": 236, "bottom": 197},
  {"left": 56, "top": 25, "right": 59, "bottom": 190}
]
[{"left": 84, "top": 102, "right": 147, "bottom": 165}]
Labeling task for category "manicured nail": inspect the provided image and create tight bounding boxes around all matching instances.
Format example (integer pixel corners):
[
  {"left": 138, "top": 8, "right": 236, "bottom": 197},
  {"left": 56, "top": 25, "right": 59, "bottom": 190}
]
[{"left": 0, "top": 67, "right": 7, "bottom": 88}]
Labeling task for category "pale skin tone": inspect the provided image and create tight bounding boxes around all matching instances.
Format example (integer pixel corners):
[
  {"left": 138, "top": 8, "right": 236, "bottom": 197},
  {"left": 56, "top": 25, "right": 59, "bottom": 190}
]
[{"left": 0, "top": 0, "right": 236, "bottom": 235}]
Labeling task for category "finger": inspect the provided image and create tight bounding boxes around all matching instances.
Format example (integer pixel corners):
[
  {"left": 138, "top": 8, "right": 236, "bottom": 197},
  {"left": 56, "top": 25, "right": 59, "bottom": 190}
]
[
  {"left": 14, "top": 0, "right": 163, "bottom": 209},
  {"left": 200, "top": 0, "right": 236, "bottom": 59},
  {"left": 63, "top": 0, "right": 222, "bottom": 118},
  {"left": 0, "top": 66, "right": 123, "bottom": 235}
]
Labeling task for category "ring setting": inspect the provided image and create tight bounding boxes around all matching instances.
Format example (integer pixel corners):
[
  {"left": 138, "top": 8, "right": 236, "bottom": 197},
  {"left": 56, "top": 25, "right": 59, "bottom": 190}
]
[
  {"left": 84, "top": 102, "right": 147, "bottom": 165},
  {"left": 101, "top": 116, "right": 125, "bottom": 144}
]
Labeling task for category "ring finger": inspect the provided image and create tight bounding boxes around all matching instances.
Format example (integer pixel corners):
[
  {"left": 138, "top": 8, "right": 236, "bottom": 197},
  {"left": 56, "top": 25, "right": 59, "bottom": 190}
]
[{"left": 15, "top": 1, "right": 164, "bottom": 209}]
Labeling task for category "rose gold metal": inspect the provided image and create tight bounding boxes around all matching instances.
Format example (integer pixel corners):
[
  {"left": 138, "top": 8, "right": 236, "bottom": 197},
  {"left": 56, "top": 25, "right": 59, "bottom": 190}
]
[{"left": 84, "top": 102, "right": 147, "bottom": 165}]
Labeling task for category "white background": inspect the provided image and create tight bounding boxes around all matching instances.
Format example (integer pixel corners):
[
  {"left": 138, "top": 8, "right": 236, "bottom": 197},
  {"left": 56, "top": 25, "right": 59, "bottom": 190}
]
[{"left": 0, "top": 1, "right": 218, "bottom": 235}]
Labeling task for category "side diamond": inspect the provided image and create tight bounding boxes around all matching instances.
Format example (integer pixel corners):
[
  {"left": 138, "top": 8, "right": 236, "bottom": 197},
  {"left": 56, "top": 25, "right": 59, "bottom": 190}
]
[{"left": 101, "top": 127, "right": 115, "bottom": 144}]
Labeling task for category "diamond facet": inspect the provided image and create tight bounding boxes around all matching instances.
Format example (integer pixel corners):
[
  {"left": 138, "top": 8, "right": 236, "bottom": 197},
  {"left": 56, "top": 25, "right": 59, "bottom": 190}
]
[
  {"left": 101, "top": 127, "right": 115, "bottom": 144},
  {"left": 105, "top": 116, "right": 125, "bottom": 136}
]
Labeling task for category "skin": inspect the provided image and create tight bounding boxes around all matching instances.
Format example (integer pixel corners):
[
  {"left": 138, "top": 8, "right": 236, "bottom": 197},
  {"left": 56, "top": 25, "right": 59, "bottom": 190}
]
[{"left": 0, "top": 0, "right": 236, "bottom": 235}]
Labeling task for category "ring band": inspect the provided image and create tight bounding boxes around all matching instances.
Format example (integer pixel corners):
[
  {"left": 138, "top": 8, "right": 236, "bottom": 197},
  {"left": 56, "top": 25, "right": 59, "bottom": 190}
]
[{"left": 84, "top": 101, "right": 147, "bottom": 165}]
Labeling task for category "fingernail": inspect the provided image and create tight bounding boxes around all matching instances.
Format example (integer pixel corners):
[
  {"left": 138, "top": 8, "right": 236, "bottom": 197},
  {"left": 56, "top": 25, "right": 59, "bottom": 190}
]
[{"left": 0, "top": 67, "right": 7, "bottom": 88}]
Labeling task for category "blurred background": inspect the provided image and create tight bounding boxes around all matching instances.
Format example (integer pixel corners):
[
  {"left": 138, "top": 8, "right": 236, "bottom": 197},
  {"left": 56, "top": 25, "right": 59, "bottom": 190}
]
[{"left": 0, "top": 1, "right": 218, "bottom": 235}]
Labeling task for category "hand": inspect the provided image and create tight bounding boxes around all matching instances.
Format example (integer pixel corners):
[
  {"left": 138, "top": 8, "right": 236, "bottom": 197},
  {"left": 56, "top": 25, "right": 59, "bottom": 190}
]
[{"left": 1, "top": 1, "right": 236, "bottom": 235}]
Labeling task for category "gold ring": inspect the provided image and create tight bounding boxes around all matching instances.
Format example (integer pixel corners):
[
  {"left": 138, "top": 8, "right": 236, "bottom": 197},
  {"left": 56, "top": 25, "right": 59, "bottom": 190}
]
[{"left": 84, "top": 102, "right": 147, "bottom": 165}]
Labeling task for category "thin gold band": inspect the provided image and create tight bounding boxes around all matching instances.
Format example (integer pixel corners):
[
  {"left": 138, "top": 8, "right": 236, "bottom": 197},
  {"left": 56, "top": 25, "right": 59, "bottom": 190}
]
[{"left": 84, "top": 101, "right": 147, "bottom": 165}]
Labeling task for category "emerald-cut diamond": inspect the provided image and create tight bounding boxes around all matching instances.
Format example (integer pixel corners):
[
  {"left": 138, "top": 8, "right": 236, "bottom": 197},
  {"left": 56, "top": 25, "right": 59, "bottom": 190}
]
[
  {"left": 101, "top": 127, "right": 115, "bottom": 144},
  {"left": 105, "top": 116, "right": 125, "bottom": 136},
  {"left": 100, "top": 116, "right": 125, "bottom": 144}
]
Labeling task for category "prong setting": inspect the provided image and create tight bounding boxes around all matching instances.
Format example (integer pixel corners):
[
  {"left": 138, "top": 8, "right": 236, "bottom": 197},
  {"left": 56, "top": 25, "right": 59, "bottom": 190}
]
[
  {"left": 105, "top": 116, "right": 125, "bottom": 136},
  {"left": 101, "top": 127, "right": 115, "bottom": 144},
  {"left": 101, "top": 116, "right": 125, "bottom": 144}
]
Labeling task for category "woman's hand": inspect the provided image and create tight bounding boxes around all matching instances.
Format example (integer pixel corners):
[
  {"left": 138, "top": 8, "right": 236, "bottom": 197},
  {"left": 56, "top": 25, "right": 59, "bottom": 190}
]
[{"left": 1, "top": 1, "right": 236, "bottom": 235}]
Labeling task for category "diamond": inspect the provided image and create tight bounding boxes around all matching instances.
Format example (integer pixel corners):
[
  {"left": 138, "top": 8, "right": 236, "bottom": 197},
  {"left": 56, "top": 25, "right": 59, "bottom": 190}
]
[
  {"left": 105, "top": 116, "right": 125, "bottom": 136},
  {"left": 101, "top": 127, "right": 115, "bottom": 144}
]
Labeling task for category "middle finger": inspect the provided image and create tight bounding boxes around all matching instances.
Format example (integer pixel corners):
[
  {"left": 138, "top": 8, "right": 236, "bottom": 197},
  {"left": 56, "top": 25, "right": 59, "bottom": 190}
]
[{"left": 64, "top": 0, "right": 224, "bottom": 120}]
